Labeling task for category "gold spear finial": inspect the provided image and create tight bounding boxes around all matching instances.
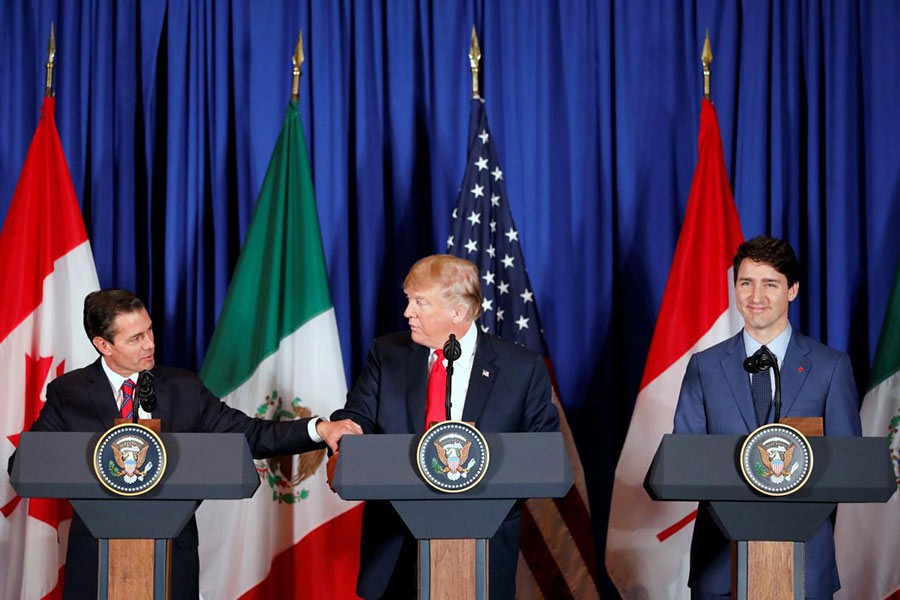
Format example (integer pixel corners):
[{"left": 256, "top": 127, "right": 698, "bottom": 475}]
[
  {"left": 44, "top": 22, "right": 56, "bottom": 97},
  {"left": 291, "top": 30, "right": 304, "bottom": 101},
  {"left": 469, "top": 25, "right": 482, "bottom": 99},
  {"left": 701, "top": 29, "right": 713, "bottom": 99}
]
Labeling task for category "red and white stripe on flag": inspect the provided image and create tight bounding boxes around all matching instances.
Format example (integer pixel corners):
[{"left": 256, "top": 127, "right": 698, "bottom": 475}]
[
  {"left": 606, "top": 99, "right": 744, "bottom": 599},
  {"left": 0, "top": 97, "right": 100, "bottom": 599}
]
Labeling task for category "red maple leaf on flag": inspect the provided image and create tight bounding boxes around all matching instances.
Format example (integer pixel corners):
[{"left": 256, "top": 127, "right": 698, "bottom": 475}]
[{"left": 2, "top": 354, "right": 72, "bottom": 531}]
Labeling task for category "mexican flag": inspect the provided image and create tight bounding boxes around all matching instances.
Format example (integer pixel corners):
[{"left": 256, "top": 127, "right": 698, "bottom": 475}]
[
  {"left": 606, "top": 99, "right": 744, "bottom": 598},
  {"left": 197, "top": 100, "right": 361, "bottom": 599},
  {"left": 0, "top": 97, "right": 100, "bottom": 599},
  {"left": 834, "top": 265, "right": 900, "bottom": 600}
]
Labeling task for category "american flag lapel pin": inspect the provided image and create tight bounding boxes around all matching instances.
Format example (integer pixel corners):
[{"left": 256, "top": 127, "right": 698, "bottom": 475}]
[{"left": 482, "top": 369, "right": 490, "bottom": 378}]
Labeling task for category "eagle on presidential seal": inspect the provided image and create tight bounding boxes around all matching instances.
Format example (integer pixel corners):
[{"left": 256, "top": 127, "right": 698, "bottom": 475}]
[
  {"left": 434, "top": 437, "right": 476, "bottom": 481},
  {"left": 756, "top": 441, "right": 798, "bottom": 483},
  {"left": 111, "top": 436, "right": 154, "bottom": 484}
]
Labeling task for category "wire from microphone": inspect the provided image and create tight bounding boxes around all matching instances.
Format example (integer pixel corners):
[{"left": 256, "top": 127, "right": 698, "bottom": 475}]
[{"left": 136, "top": 369, "right": 157, "bottom": 415}]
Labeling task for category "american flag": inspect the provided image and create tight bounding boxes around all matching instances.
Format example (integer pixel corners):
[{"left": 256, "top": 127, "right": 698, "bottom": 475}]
[
  {"left": 448, "top": 98, "right": 600, "bottom": 599},
  {"left": 448, "top": 99, "right": 546, "bottom": 353}
]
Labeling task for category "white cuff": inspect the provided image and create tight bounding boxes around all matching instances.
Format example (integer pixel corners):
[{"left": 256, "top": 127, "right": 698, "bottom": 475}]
[{"left": 308, "top": 417, "right": 324, "bottom": 443}]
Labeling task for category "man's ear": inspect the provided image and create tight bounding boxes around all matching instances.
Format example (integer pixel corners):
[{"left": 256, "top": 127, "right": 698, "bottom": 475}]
[
  {"left": 92, "top": 336, "right": 112, "bottom": 356},
  {"left": 788, "top": 282, "right": 799, "bottom": 302},
  {"left": 450, "top": 302, "right": 469, "bottom": 324}
]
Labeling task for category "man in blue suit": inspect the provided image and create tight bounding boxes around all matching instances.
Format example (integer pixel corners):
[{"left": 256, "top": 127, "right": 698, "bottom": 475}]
[
  {"left": 331, "top": 254, "right": 559, "bottom": 599},
  {"left": 674, "top": 236, "right": 861, "bottom": 599}
]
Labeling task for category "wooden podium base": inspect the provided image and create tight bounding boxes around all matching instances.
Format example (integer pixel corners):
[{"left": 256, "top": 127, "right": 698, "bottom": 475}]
[
  {"left": 103, "top": 419, "right": 170, "bottom": 600},
  {"left": 419, "top": 539, "right": 488, "bottom": 600},
  {"left": 735, "top": 540, "right": 803, "bottom": 599},
  {"left": 732, "top": 417, "right": 822, "bottom": 599}
]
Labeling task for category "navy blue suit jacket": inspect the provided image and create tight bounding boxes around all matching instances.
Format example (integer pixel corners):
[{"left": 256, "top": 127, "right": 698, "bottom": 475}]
[
  {"left": 331, "top": 330, "right": 559, "bottom": 600},
  {"left": 674, "top": 331, "right": 861, "bottom": 598},
  {"left": 11, "top": 358, "right": 320, "bottom": 600}
]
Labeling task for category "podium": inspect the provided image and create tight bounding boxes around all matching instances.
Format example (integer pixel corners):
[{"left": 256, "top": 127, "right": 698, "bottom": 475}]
[
  {"left": 646, "top": 434, "right": 896, "bottom": 599},
  {"left": 332, "top": 432, "right": 573, "bottom": 599},
  {"left": 10, "top": 431, "right": 260, "bottom": 599}
]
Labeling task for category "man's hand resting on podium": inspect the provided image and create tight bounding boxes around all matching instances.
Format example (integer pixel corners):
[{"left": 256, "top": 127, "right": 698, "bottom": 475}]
[{"left": 316, "top": 418, "right": 363, "bottom": 453}]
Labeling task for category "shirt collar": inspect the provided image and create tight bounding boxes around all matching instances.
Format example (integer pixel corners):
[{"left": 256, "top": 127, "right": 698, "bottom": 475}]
[
  {"left": 100, "top": 357, "right": 138, "bottom": 393},
  {"left": 742, "top": 324, "right": 792, "bottom": 368},
  {"left": 430, "top": 321, "right": 478, "bottom": 363}
]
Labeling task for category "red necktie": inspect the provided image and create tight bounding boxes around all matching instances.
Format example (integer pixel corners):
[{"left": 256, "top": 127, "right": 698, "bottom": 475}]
[
  {"left": 120, "top": 378, "right": 135, "bottom": 420},
  {"left": 424, "top": 349, "right": 447, "bottom": 428}
]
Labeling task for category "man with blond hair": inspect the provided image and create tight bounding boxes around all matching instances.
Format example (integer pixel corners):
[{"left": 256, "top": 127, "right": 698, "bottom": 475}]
[{"left": 332, "top": 254, "right": 559, "bottom": 599}]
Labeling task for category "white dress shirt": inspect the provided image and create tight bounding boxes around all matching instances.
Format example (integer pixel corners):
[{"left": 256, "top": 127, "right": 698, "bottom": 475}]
[
  {"left": 100, "top": 358, "right": 152, "bottom": 420},
  {"left": 742, "top": 324, "right": 792, "bottom": 401},
  {"left": 428, "top": 321, "right": 478, "bottom": 421}
]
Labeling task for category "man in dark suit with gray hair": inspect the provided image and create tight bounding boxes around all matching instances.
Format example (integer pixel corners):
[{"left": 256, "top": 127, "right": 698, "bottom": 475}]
[{"left": 332, "top": 254, "right": 559, "bottom": 599}]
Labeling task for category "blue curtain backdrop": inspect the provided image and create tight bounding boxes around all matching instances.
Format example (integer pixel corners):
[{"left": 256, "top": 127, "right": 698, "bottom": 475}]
[{"left": 2, "top": 1, "right": 899, "bottom": 595}]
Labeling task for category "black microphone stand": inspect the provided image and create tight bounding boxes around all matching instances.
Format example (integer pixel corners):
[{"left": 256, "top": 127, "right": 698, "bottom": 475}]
[{"left": 443, "top": 334, "right": 462, "bottom": 421}]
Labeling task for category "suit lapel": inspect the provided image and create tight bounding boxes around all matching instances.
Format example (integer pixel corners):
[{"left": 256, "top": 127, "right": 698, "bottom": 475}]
[
  {"left": 720, "top": 333, "right": 757, "bottom": 431},
  {"left": 405, "top": 343, "right": 430, "bottom": 434},
  {"left": 778, "top": 333, "right": 811, "bottom": 418},
  {"left": 462, "top": 332, "right": 498, "bottom": 425},
  {"left": 86, "top": 358, "right": 119, "bottom": 425},
  {"left": 150, "top": 369, "right": 172, "bottom": 430}
]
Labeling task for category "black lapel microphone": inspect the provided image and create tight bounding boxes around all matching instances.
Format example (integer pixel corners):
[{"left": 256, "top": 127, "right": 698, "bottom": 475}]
[{"left": 742, "top": 345, "right": 782, "bottom": 424}]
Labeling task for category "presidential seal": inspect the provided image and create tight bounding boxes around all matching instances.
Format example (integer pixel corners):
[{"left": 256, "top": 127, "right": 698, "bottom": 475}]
[
  {"left": 740, "top": 423, "right": 813, "bottom": 497},
  {"left": 417, "top": 421, "right": 489, "bottom": 493},
  {"left": 93, "top": 423, "right": 167, "bottom": 496}
]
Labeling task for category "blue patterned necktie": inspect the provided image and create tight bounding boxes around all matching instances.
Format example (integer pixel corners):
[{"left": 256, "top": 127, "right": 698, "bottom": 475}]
[{"left": 751, "top": 349, "right": 772, "bottom": 426}]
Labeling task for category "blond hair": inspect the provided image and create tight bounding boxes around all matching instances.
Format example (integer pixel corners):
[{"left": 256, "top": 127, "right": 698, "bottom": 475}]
[{"left": 404, "top": 254, "right": 483, "bottom": 319}]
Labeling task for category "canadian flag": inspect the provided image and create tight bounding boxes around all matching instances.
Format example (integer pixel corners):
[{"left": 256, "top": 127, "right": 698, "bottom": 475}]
[
  {"left": 606, "top": 99, "right": 744, "bottom": 598},
  {"left": 0, "top": 97, "right": 100, "bottom": 599}
]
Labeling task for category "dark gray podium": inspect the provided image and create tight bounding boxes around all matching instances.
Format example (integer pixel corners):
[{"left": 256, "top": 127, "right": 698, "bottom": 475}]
[
  {"left": 332, "top": 432, "right": 573, "bottom": 600},
  {"left": 10, "top": 431, "right": 260, "bottom": 599},
  {"left": 646, "top": 434, "right": 896, "bottom": 599}
]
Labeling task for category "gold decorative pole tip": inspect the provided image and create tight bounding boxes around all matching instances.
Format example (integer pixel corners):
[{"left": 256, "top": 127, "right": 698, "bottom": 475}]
[
  {"left": 701, "top": 29, "right": 713, "bottom": 100},
  {"left": 701, "top": 30, "right": 713, "bottom": 66},
  {"left": 469, "top": 25, "right": 482, "bottom": 99},
  {"left": 44, "top": 22, "right": 57, "bottom": 97},
  {"left": 291, "top": 30, "right": 304, "bottom": 101}
]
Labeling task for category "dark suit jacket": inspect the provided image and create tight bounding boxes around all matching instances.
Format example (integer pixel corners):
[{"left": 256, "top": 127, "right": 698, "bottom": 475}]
[
  {"left": 10, "top": 358, "right": 321, "bottom": 600},
  {"left": 674, "top": 331, "right": 861, "bottom": 598},
  {"left": 331, "top": 330, "right": 559, "bottom": 600}
]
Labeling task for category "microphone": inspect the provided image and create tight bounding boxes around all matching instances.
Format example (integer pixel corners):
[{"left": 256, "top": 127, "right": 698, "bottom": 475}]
[
  {"left": 135, "top": 370, "right": 157, "bottom": 416},
  {"left": 443, "top": 334, "right": 462, "bottom": 421},
  {"left": 742, "top": 346, "right": 782, "bottom": 423},
  {"left": 443, "top": 334, "right": 462, "bottom": 362}
]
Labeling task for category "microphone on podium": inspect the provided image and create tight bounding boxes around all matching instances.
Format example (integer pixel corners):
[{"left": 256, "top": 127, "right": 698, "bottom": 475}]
[
  {"left": 442, "top": 334, "right": 462, "bottom": 421},
  {"left": 743, "top": 346, "right": 782, "bottom": 424},
  {"left": 136, "top": 370, "right": 157, "bottom": 417}
]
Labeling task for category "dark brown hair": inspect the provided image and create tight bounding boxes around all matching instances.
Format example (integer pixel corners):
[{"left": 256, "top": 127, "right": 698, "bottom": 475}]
[
  {"left": 83, "top": 289, "right": 146, "bottom": 342},
  {"left": 733, "top": 236, "right": 800, "bottom": 287}
]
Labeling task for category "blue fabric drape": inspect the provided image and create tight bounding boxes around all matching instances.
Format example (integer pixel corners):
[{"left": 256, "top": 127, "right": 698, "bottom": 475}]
[{"left": 2, "top": 1, "right": 899, "bottom": 594}]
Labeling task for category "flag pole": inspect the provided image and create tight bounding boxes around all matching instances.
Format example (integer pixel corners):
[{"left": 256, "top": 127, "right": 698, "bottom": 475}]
[
  {"left": 291, "top": 30, "right": 304, "bottom": 101},
  {"left": 469, "top": 25, "right": 481, "bottom": 100},
  {"left": 45, "top": 22, "right": 56, "bottom": 97},
  {"left": 701, "top": 29, "right": 713, "bottom": 100}
]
